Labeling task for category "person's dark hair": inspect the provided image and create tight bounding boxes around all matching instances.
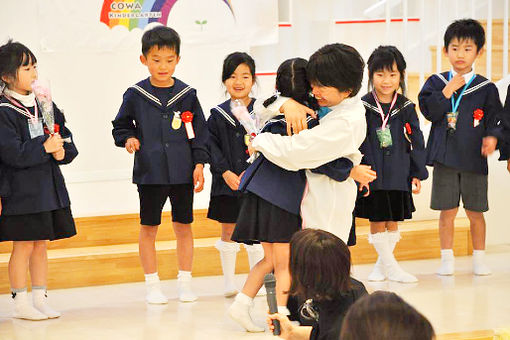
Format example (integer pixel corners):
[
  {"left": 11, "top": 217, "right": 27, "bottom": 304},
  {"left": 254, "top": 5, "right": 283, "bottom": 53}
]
[
  {"left": 0, "top": 40, "right": 37, "bottom": 85},
  {"left": 221, "top": 52, "right": 256, "bottom": 83},
  {"left": 367, "top": 45, "right": 407, "bottom": 95},
  {"left": 307, "top": 43, "right": 364, "bottom": 97},
  {"left": 444, "top": 18, "right": 485, "bottom": 51},
  {"left": 263, "top": 58, "right": 319, "bottom": 110},
  {"left": 142, "top": 26, "right": 181, "bottom": 56},
  {"left": 289, "top": 229, "right": 351, "bottom": 302},
  {"left": 340, "top": 291, "right": 435, "bottom": 340}
]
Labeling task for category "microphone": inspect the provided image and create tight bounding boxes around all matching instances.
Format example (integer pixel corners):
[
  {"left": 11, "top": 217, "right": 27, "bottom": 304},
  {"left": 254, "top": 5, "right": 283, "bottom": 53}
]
[{"left": 264, "top": 273, "right": 281, "bottom": 336}]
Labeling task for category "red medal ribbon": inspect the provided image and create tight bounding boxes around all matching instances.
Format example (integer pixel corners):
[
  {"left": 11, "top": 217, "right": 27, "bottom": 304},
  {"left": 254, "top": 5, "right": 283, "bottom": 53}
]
[
  {"left": 405, "top": 123, "right": 412, "bottom": 135},
  {"left": 473, "top": 109, "right": 484, "bottom": 121},
  {"left": 181, "top": 111, "right": 193, "bottom": 123},
  {"left": 181, "top": 111, "right": 195, "bottom": 139}
]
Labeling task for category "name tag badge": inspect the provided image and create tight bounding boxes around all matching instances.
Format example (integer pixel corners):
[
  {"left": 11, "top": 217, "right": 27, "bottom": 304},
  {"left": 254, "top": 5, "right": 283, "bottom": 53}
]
[
  {"left": 28, "top": 118, "right": 44, "bottom": 139},
  {"left": 172, "top": 111, "right": 182, "bottom": 130},
  {"left": 446, "top": 112, "right": 458, "bottom": 131},
  {"left": 376, "top": 125, "right": 393, "bottom": 148}
]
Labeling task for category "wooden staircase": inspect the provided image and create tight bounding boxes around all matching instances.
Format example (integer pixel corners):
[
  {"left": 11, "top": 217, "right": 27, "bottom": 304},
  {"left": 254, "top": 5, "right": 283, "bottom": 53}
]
[{"left": 0, "top": 211, "right": 473, "bottom": 293}]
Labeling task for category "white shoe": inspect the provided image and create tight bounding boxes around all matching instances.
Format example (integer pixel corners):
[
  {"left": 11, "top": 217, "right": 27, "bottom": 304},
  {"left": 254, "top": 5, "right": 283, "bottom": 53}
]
[
  {"left": 437, "top": 249, "right": 455, "bottom": 276},
  {"left": 387, "top": 265, "right": 418, "bottom": 283},
  {"left": 146, "top": 287, "right": 169, "bottom": 304},
  {"left": 367, "top": 258, "right": 386, "bottom": 282},
  {"left": 224, "top": 283, "right": 238, "bottom": 298},
  {"left": 13, "top": 291, "right": 48, "bottom": 321},
  {"left": 473, "top": 250, "right": 492, "bottom": 276},
  {"left": 178, "top": 280, "right": 197, "bottom": 302},
  {"left": 228, "top": 297, "right": 264, "bottom": 332}
]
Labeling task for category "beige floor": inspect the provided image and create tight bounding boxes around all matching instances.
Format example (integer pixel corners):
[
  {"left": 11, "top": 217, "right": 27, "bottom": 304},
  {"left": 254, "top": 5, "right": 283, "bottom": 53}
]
[{"left": 0, "top": 245, "right": 509, "bottom": 340}]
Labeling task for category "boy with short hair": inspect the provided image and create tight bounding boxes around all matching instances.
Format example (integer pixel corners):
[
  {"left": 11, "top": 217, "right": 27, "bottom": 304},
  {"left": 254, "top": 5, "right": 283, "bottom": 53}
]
[
  {"left": 418, "top": 19, "right": 503, "bottom": 276},
  {"left": 112, "top": 26, "right": 209, "bottom": 303}
]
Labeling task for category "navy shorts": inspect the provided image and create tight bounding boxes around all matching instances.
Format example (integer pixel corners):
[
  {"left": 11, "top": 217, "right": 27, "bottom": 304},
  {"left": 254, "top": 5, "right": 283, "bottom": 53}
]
[{"left": 137, "top": 184, "right": 194, "bottom": 226}]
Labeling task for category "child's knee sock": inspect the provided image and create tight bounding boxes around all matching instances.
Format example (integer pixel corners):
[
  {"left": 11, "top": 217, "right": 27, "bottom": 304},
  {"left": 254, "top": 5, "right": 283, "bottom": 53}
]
[
  {"left": 437, "top": 249, "right": 455, "bottom": 276},
  {"left": 244, "top": 244, "right": 266, "bottom": 296},
  {"left": 472, "top": 250, "right": 491, "bottom": 276},
  {"left": 215, "top": 240, "right": 240, "bottom": 297},
  {"left": 145, "top": 272, "right": 168, "bottom": 304},
  {"left": 368, "top": 232, "right": 387, "bottom": 281},
  {"left": 12, "top": 288, "right": 47, "bottom": 321},
  {"left": 32, "top": 286, "right": 61, "bottom": 319},
  {"left": 177, "top": 270, "right": 197, "bottom": 302},
  {"left": 370, "top": 232, "right": 417, "bottom": 283}
]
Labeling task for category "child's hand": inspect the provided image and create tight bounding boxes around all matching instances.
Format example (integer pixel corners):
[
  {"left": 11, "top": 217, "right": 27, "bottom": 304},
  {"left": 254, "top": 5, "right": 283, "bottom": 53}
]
[
  {"left": 350, "top": 165, "right": 377, "bottom": 184},
  {"left": 247, "top": 140, "right": 256, "bottom": 156},
  {"left": 52, "top": 148, "right": 65, "bottom": 161},
  {"left": 412, "top": 177, "right": 421, "bottom": 194},
  {"left": 43, "top": 133, "right": 64, "bottom": 153},
  {"left": 125, "top": 137, "right": 140, "bottom": 154},
  {"left": 359, "top": 183, "right": 370, "bottom": 197},
  {"left": 222, "top": 170, "right": 241, "bottom": 191},
  {"left": 280, "top": 99, "right": 315, "bottom": 136},
  {"left": 267, "top": 313, "right": 294, "bottom": 339},
  {"left": 193, "top": 164, "right": 205, "bottom": 193},
  {"left": 481, "top": 136, "right": 497, "bottom": 157},
  {"left": 442, "top": 73, "right": 466, "bottom": 99}
]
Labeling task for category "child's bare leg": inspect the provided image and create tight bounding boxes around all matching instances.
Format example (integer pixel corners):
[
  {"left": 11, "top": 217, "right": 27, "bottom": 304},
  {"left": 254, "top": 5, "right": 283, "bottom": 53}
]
[
  {"left": 10, "top": 241, "right": 47, "bottom": 320},
  {"left": 29, "top": 240, "right": 60, "bottom": 318},
  {"left": 221, "top": 223, "right": 236, "bottom": 242},
  {"left": 173, "top": 222, "right": 196, "bottom": 302},
  {"left": 370, "top": 221, "right": 386, "bottom": 234},
  {"left": 437, "top": 208, "right": 458, "bottom": 275},
  {"left": 272, "top": 243, "right": 291, "bottom": 309},
  {"left": 386, "top": 221, "right": 398, "bottom": 232},
  {"left": 139, "top": 225, "right": 167, "bottom": 304},
  {"left": 465, "top": 209, "right": 491, "bottom": 275},
  {"left": 139, "top": 225, "right": 159, "bottom": 274},
  {"left": 229, "top": 242, "right": 273, "bottom": 333}
]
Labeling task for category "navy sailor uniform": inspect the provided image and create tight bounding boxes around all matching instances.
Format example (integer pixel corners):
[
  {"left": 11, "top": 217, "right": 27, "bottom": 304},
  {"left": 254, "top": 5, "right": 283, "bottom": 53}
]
[
  {"left": 112, "top": 77, "right": 209, "bottom": 185},
  {"left": 232, "top": 115, "right": 353, "bottom": 244},
  {"left": 0, "top": 97, "right": 78, "bottom": 241},
  {"left": 355, "top": 93, "right": 428, "bottom": 222},
  {"left": 418, "top": 72, "right": 503, "bottom": 175},
  {"left": 499, "top": 84, "right": 510, "bottom": 161},
  {"left": 207, "top": 99, "right": 255, "bottom": 223}
]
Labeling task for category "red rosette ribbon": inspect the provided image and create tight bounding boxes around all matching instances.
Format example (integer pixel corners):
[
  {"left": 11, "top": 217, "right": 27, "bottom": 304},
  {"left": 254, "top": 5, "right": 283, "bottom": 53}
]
[
  {"left": 473, "top": 109, "right": 484, "bottom": 127},
  {"left": 181, "top": 111, "right": 195, "bottom": 139},
  {"left": 44, "top": 123, "right": 60, "bottom": 135},
  {"left": 405, "top": 122, "right": 412, "bottom": 135}
]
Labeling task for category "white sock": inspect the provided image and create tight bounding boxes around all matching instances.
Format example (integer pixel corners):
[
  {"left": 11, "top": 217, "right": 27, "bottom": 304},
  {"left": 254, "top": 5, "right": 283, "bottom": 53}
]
[
  {"left": 244, "top": 244, "right": 266, "bottom": 296},
  {"left": 228, "top": 293, "right": 264, "bottom": 332},
  {"left": 32, "top": 286, "right": 61, "bottom": 319},
  {"left": 473, "top": 250, "right": 491, "bottom": 276},
  {"left": 437, "top": 249, "right": 455, "bottom": 276},
  {"left": 216, "top": 240, "right": 240, "bottom": 297},
  {"left": 12, "top": 288, "right": 48, "bottom": 321},
  {"left": 177, "top": 271, "right": 197, "bottom": 302},
  {"left": 371, "top": 232, "right": 417, "bottom": 283},
  {"left": 145, "top": 272, "right": 168, "bottom": 304},
  {"left": 368, "top": 232, "right": 387, "bottom": 281}
]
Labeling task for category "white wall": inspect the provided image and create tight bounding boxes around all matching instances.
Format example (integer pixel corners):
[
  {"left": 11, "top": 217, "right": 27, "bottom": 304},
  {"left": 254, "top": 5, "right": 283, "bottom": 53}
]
[{"left": 1, "top": 0, "right": 509, "bottom": 244}]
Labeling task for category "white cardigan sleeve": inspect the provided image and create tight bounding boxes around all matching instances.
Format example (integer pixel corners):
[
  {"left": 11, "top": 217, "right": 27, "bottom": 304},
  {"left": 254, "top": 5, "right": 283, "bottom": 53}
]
[
  {"left": 253, "top": 96, "right": 290, "bottom": 129},
  {"left": 252, "top": 114, "right": 363, "bottom": 171}
]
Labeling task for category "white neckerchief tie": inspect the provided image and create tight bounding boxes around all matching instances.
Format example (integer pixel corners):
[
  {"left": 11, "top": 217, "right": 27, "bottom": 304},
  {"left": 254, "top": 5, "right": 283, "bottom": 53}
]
[{"left": 3, "top": 88, "right": 36, "bottom": 107}]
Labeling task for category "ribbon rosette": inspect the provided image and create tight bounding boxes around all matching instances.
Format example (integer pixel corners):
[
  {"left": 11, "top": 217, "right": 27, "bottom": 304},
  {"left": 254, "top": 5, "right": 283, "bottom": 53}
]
[
  {"left": 473, "top": 109, "right": 484, "bottom": 127},
  {"left": 181, "top": 111, "right": 195, "bottom": 139}
]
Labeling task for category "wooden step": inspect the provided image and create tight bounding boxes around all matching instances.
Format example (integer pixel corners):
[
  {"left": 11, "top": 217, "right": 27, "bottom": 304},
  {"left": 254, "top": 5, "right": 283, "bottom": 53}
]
[
  {"left": 0, "top": 218, "right": 472, "bottom": 293},
  {"left": 437, "top": 329, "right": 495, "bottom": 340}
]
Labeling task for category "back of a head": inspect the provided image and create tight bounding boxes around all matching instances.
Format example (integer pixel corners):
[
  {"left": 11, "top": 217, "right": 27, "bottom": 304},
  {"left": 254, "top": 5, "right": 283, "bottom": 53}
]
[
  {"left": 141, "top": 25, "right": 181, "bottom": 56},
  {"left": 307, "top": 43, "right": 364, "bottom": 97},
  {"left": 444, "top": 18, "right": 485, "bottom": 51},
  {"left": 289, "top": 229, "right": 351, "bottom": 301},
  {"left": 263, "top": 57, "right": 318, "bottom": 109},
  {"left": 340, "top": 291, "right": 435, "bottom": 340}
]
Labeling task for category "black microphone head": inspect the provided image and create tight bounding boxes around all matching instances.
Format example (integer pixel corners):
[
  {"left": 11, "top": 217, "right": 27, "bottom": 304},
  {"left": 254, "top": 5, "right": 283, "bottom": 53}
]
[{"left": 264, "top": 273, "right": 276, "bottom": 289}]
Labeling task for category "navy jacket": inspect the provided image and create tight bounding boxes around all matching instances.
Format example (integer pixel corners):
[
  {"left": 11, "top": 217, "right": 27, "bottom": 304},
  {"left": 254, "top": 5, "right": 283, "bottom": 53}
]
[
  {"left": 360, "top": 93, "right": 428, "bottom": 191},
  {"left": 418, "top": 72, "right": 503, "bottom": 174},
  {"left": 112, "top": 78, "right": 209, "bottom": 185},
  {"left": 499, "top": 85, "right": 510, "bottom": 160},
  {"left": 0, "top": 97, "right": 78, "bottom": 215},
  {"left": 0, "top": 163, "right": 9, "bottom": 197},
  {"left": 240, "top": 115, "right": 353, "bottom": 215},
  {"left": 208, "top": 99, "right": 254, "bottom": 197}
]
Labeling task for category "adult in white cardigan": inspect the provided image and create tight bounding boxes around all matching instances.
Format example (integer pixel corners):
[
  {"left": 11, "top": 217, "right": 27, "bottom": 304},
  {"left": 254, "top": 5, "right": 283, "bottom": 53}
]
[{"left": 250, "top": 43, "right": 368, "bottom": 243}]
